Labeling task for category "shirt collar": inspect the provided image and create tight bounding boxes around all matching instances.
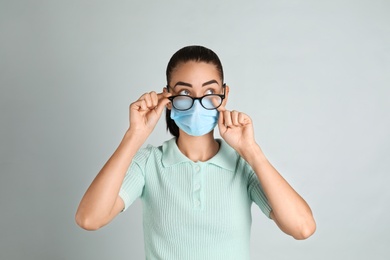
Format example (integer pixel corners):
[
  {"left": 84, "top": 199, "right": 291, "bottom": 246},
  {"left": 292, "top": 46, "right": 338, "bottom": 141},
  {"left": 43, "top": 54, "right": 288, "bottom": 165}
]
[{"left": 162, "top": 137, "right": 238, "bottom": 171}]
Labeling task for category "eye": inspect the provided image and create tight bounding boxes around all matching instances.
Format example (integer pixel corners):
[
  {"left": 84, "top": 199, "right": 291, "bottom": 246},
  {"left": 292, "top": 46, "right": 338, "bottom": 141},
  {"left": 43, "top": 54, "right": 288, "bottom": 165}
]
[
  {"left": 205, "top": 89, "right": 215, "bottom": 95},
  {"left": 179, "top": 89, "right": 191, "bottom": 95}
]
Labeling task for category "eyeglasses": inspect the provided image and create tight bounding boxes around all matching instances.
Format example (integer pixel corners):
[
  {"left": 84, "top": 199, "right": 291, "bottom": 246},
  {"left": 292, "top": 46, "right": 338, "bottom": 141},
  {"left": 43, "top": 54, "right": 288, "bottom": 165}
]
[{"left": 167, "top": 84, "right": 226, "bottom": 111}]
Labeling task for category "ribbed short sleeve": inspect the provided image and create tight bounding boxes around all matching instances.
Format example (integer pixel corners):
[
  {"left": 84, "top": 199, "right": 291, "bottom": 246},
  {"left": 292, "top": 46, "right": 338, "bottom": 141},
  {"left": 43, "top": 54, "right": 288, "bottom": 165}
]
[
  {"left": 119, "top": 146, "right": 152, "bottom": 211},
  {"left": 247, "top": 164, "right": 272, "bottom": 218}
]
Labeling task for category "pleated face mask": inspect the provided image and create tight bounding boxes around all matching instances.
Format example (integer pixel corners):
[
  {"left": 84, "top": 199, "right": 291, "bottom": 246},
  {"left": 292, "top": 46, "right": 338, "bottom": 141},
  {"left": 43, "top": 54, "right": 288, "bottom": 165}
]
[{"left": 170, "top": 100, "right": 219, "bottom": 136}]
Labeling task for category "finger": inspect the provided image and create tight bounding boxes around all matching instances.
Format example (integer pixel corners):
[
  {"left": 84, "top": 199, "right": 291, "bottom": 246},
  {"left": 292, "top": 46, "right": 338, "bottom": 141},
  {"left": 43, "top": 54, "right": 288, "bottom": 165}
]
[
  {"left": 154, "top": 98, "right": 170, "bottom": 115},
  {"left": 130, "top": 99, "right": 146, "bottom": 111},
  {"left": 238, "top": 112, "right": 245, "bottom": 125},
  {"left": 156, "top": 92, "right": 172, "bottom": 108},
  {"left": 140, "top": 99, "right": 148, "bottom": 111},
  {"left": 154, "top": 92, "right": 172, "bottom": 116},
  {"left": 223, "top": 110, "right": 233, "bottom": 127},
  {"left": 138, "top": 92, "right": 149, "bottom": 100},
  {"left": 231, "top": 110, "right": 239, "bottom": 126},
  {"left": 143, "top": 91, "right": 156, "bottom": 108},
  {"left": 239, "top": 113, "right": 252, "bottom": 127},
  {"left": 137, "top": 93, "right": 152, "bottom": 109},
  {"left": 218, "top": 111, "right": 227, "bottom": 133},
  {"left": 143, "top": 93, "right": 153, "bottom": 108},
  {"left": 157, "top": 92, "right": 172, "bottom": 99},
  {"left": 150, "top": 91, "right": 158, "bottom": 107}
]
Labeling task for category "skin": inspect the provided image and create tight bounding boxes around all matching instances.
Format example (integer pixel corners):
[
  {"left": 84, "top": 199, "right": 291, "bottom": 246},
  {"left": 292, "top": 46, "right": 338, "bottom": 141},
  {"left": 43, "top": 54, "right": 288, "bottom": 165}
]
[{"left": 75, "top": 61, "right": 316, "bottom": 240}]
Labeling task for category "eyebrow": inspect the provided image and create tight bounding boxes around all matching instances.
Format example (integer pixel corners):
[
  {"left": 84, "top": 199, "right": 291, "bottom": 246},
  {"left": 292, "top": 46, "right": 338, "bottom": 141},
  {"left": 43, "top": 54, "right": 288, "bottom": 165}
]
[{"left": 173, "top": 79, "right": 219, "bottom": 88}]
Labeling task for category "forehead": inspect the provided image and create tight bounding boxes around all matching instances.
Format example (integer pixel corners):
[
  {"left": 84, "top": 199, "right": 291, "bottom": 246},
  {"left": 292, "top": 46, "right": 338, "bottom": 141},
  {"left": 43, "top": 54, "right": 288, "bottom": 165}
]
[{"left": 170, "top": 61, "right": 221, "bottom": 84}]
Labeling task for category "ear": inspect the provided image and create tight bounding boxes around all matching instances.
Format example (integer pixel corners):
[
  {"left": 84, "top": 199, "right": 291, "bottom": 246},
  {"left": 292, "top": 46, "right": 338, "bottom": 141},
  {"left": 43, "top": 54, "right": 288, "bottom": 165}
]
[
  {"left": 163, "top": 87, "right": 172, "bottom": 110},
  {"left": 221, "top": 84, "right": 230, "bottom": 108}
]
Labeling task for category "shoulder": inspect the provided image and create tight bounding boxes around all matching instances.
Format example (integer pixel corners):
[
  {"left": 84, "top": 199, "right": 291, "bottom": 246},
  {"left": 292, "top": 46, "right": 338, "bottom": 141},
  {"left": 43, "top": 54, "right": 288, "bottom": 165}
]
[{"left": 132, "top": 140, "right": 167, "bottom": 166}]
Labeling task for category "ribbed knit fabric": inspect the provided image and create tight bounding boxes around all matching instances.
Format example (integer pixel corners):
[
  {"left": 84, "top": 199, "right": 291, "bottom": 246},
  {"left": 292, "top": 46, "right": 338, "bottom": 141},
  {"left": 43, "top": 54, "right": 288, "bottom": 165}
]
[{"left": 119, "top": 138, "right": 271, "bottom": 260}]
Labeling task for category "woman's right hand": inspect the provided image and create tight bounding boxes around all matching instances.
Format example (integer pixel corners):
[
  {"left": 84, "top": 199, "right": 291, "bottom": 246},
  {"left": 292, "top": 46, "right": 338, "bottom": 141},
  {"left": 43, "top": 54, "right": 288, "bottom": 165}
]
[
  {"left": 128, "top": 91, "right": 171, "bottom": 137},
  {"left": 75, "top": 91, "right": 171, "bottom": 231}
]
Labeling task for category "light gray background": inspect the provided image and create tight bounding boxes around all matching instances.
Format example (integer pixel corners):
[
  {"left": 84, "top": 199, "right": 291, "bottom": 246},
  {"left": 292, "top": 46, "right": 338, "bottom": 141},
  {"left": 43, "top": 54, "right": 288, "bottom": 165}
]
[{"left": 1, "top": 0, "right": 389, "bottom": 259}]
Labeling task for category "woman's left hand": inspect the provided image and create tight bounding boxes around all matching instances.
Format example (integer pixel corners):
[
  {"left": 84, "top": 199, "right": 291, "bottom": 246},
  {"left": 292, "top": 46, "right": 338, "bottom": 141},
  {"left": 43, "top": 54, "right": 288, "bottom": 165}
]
[{"left": 217, "top": 107, "right": 257, "bottom": 156}]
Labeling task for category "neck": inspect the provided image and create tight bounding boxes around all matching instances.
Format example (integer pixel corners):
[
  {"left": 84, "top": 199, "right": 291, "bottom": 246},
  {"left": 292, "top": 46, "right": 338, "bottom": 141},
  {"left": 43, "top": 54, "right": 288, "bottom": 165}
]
[{"left": 176, "top": 131, "right": 219, "bottom": 162}]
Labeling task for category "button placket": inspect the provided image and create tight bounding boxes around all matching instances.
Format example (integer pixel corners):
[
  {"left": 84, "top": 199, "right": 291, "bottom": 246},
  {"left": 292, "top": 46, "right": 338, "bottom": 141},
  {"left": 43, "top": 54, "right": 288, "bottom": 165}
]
[{"left": 193, "top": 163, "right": 203, "bottom": 210}]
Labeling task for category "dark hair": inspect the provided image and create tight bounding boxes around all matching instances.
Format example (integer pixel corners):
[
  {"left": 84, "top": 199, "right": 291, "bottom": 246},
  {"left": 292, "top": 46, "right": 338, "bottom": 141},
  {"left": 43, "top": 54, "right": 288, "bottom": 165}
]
[{"left": 165, "top": 45, "right": 224, "bottom": 137}]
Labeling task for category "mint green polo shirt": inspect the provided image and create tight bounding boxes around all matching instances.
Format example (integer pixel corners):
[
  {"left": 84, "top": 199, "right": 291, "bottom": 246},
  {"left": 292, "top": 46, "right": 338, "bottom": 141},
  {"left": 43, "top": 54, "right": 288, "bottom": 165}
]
[{"left": 119, "top": 138, "right": 272, "bottom": 260}]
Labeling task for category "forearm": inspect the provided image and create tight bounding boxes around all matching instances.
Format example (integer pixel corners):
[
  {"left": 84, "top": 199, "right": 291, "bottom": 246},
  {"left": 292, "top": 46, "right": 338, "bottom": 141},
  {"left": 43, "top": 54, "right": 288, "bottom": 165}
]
[
  {"left": 75, "top": 129, "right": 147, "bottom": 229},
  {"left": 241, "top": 144, "right": 316, "bottom": 239}
]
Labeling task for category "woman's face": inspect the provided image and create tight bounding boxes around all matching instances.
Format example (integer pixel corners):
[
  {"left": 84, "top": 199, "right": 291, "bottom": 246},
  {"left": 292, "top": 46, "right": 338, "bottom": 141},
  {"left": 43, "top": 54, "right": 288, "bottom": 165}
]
[{"left": 168, "top": 61, "right": 224, "bottom": 98}]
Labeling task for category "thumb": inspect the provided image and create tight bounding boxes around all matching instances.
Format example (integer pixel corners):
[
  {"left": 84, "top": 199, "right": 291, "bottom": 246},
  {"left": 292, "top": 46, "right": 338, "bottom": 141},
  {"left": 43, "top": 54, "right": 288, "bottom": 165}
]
[{"left": 155, "top": 92, "right": 171, "bottom": 116}]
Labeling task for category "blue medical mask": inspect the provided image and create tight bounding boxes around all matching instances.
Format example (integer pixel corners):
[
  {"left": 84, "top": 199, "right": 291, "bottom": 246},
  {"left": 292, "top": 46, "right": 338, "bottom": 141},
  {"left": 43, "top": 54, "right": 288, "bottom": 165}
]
[{"left": 170, "top": 100, "right": 219, "bottom": 136}]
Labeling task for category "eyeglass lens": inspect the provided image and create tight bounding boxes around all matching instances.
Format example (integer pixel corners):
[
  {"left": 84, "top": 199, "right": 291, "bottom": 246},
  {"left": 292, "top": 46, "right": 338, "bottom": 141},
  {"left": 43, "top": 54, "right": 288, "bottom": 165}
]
[{"left": 173, "top": 95, "right": 222, "bottom": 110}]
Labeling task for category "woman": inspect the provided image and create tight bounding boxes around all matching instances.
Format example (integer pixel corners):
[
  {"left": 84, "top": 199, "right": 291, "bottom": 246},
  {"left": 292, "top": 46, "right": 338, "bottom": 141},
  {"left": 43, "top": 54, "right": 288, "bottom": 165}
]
[{"left": 76, "top": 45, "right": 316, "bottom": 259}]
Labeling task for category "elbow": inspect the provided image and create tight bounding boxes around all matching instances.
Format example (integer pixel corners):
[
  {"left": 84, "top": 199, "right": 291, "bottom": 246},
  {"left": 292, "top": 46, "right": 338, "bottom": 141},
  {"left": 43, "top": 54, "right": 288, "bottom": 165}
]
[
  {"left": 75, "top": 212, "right": 102, "bottom": 231},
  {"left": 293, "top": 218, "right": 316, "bottom": 240},
  {"left": 272, "top": 210, "right": 316, "bottom": 240}
]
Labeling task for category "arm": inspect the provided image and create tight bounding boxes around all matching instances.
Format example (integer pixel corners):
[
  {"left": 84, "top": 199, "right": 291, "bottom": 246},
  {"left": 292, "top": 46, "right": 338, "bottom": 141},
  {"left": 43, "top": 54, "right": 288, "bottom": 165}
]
[
  {"left": 75, "top": 91, "right": 171, "bottom": 230},
  {"left": 217, "top": 89, "right": 315, "bottom": 239},
  {"left": 241, "top": 144, "right": 316, "bottom": 240},
  {"left": 75, "top": 131, "right": 145, "bottom": 230}
]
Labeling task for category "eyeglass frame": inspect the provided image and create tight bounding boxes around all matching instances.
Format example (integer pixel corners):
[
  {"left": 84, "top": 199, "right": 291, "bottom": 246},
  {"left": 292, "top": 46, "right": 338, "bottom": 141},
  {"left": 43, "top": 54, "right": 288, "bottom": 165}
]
[{"left": 166, "top": 83, "right": 226, "bottom": 111}]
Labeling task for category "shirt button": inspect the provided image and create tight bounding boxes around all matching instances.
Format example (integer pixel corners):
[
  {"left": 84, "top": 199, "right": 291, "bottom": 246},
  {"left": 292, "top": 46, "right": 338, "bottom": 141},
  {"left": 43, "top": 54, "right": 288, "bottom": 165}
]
[
  {"left": 194, "top": 183, "right": 201, "bottom": 191},
  {"left": 195, "top": 200, "right": 201, "bottom": 206},
  {"left": 194, "top": 165, "right": 200, "bottom": 172}
]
